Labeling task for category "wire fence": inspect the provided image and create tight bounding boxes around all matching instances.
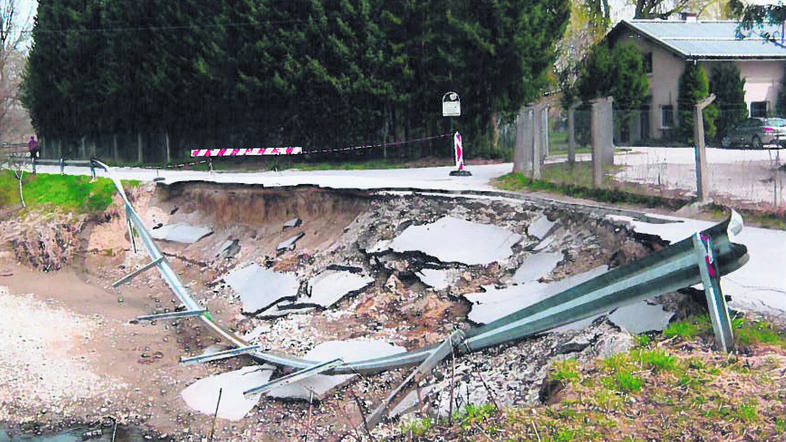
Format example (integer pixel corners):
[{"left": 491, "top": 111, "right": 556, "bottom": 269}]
[{"left": 529, "top": 101, "right": 786, "bottom": 213}]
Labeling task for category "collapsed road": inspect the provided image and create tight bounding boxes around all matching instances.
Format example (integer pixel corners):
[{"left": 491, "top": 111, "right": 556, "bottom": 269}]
[
  {"left": 98, "top": 160, "right": 747, "bottom": 430},
  {"left": 0, "top": 160, "right": 750, "bottom": 440}
]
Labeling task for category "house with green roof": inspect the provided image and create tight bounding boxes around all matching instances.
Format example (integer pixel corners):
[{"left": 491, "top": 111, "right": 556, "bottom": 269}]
[{"left": 606, "top": 18, "right": 786, "bottom": 142}]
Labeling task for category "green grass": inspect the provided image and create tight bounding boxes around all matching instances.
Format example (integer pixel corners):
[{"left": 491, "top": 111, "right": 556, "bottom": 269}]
[
  {"left": 602, "top": 371, "right": 644, "bottom": 393},
  {"left": 0, "top": 170, "right": 138, "bottom": 214},
  {"left": 399, "top": 416, "right": 433, "bottom": 438},
  {"left": 663, "top": 315, "right": 713, "bottom": 339},
  {"left": 551, "top": 359, "right": 580, "bottom": 384},
  {"left": 732, "top": 318, "right": 786, "bottom": 349},
  {"left": 638, "top": 349, "right": 677, "bottom": 372},
  {"left": 495, "top": 170, "right": 687, "bottom": 209}
]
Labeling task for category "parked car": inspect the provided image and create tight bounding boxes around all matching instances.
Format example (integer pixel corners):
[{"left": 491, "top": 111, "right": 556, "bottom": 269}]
[{"left": 721, "top": 118, "right": 786, "bottom": 148}]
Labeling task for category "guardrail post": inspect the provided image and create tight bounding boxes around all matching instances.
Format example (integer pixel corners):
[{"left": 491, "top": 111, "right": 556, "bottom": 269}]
[
  {"left": 692, "top": 232, "right": 733, "bottom": 352},
  {"left": 59, "top": 158, "right": 65, "bottom": 175}
]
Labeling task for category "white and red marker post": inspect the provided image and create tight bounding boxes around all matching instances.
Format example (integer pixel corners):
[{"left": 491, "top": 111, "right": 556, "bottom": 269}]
[{"left": 449, "top": 131, "right": 472, "bottom": 176}]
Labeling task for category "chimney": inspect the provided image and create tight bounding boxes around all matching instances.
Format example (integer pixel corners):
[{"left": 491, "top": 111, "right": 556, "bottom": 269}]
[{"left": 681, "top": 11, "right": 698, "bottom": 22}]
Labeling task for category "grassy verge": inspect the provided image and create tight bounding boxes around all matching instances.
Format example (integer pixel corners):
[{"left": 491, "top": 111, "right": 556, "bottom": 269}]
[
  {"left": 0, "top": 170, "right": 139, "bottom": 214},
  {"left": 394, "top": 316, "right": 786, "bottom": 441},
  {"left": 495, "top": 166, "right": 688, "bottom": 209}
]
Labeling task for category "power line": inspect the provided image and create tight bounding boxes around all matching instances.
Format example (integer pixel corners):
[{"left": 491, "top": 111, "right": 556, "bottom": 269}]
[{"left": 21, "top": 15, "right": 367, "bottom": 34}]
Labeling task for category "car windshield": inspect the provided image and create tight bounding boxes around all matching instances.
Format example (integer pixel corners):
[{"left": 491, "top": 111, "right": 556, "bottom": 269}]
[{"left": 762, "top": 118, "right": 786, "bottom": 127}]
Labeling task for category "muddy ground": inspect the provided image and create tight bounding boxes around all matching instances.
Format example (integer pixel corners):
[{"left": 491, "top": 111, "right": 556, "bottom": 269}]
[{"left": 0, "top": 182, "right": 692, "bottom": 441}]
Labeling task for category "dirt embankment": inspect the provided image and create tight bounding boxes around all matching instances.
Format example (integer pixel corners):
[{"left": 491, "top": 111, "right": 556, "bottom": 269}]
[{"left": 0, "top": 181, "right": 683, "bottom": 440}]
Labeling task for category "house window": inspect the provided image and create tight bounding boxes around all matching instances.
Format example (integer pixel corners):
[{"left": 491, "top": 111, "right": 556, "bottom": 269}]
[
  {"left": 643, "top": 52, "right": 653, "bottom": 74},
  {"left": 751, "top": 101, "right": 768, "bottom": 118},
  {"left": 661, "top": 105, "right": 674, "bottom": 128}
]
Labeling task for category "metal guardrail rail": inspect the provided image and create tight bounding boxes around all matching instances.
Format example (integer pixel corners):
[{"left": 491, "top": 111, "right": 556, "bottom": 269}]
[{"left": 86, "top": 159, "right": 750, "bottom": 378}]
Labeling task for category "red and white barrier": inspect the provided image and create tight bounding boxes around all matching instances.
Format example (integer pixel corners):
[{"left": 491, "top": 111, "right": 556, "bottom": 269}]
[
  {"left": 190, "top": 147, "right": 302, "bottom": 157},
  {"left": 189, "top": 133, "right": 452, "bottom": 158}
]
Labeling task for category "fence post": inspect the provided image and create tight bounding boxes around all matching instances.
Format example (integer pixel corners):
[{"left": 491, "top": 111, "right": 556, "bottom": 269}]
[
  {"left": 693, "top": 94, "right": 715, "bottom": 202},
  {"left": 532, "top": 102, "right": 547, "bottom": 180},
  {"left": 513, "top": 106, "right": 533, "bottom": 174},
  {"left": 590, "top": 97, "right": 613, "bottom": 188},
  {"left": 567, "top": 103, "right": 579, "bottom": 165}
]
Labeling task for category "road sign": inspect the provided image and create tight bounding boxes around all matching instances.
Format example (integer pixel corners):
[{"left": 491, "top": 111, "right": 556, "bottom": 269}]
[{"left": 442, "top": 91, "right": 461, "bottom": 117}]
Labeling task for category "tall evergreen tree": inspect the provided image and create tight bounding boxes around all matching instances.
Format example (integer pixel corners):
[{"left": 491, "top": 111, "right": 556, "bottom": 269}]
[
  {"left": 710, "top": 63, "right": 747, "bottom": 141},
  {"left": 22, "top": 0, "right": 571, "bottom": 160},
  {"left": 677, "top": 63, "right": 716, "bottom": 143}
]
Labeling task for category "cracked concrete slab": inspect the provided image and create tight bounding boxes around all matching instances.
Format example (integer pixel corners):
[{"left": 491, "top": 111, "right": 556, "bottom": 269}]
[
  {"left": 266, "top": 340, "right": 406, "bottom": 401},
  {"left": 387, "top": 216, "right": 522, "bottom": 265},
  {"left": 150, "top": 223, "right": 212, "bottom": 244},
  {"left": 304, "top": 271, "right": 374, "bottom": 308},
  {"left": 416, "top": 268, "right": 455, "bottom": 291},
  {"left": 465, "top": 266, "right": 609, "bottom": 325},
  {"left": 512, "top": 252, "right": 563, "bottom": 284},
  {"left": 283, "top": 217, "right": 302, "bottom": 230},
  {"left": 225, "top": 264, "right": 300, "bottom": 313},
  {"left": 181, "top": 365, "right": 275, "bottom": 421},
  {"left": 277, "top": 232, "right": 305, "bottom": 252},
  {"left": 609, "top": 301, "right": 675, "bottom": 334},
  {"left": 528, "top": 216, "right": 557, "bottom": 240}
]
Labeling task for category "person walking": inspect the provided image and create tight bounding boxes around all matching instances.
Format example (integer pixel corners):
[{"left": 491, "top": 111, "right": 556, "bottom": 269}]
[{"left": 27, "top": 135, "right": 38, "bottom": 159}]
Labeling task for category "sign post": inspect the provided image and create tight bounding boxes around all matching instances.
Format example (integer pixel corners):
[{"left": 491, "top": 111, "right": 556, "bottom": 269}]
[{"left": 443, "top": 92, "right": 471, "bottom": 176}]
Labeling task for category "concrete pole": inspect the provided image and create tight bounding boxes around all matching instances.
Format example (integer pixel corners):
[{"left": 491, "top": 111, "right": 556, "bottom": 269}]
[
  {"left": 590, "top": 98, "right": 603, "bottom": 188},
  {"left": 532, "top": 103, "right": 547, "bottom": 180},
  {"left": 693, "top": 94, "right": 716, "bottom": 202},
  {"left": 513, "top": 108, "right": 527, "bottom": 173},
  {"left": 567, "top": 103, "right": 579, "bottom": 165}
]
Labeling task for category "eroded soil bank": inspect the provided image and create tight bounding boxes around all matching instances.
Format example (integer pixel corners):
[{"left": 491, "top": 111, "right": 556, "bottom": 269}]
[{"left": 0, "top": 182, "right": 698, "bottom": 441}]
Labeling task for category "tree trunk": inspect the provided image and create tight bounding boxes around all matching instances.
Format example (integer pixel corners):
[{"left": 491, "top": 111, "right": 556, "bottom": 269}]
[
  {"left": 165, "top": 131, "right": 171, "bottom": 164},
  {"left": 112, "top": 134, "right": 119, "bottom": 162},
  {"left": 491, "top": 110, "right": 499, "bottom": 152},
  {"left": 137, "top": 132, "right": 143, "bottom": 164}
]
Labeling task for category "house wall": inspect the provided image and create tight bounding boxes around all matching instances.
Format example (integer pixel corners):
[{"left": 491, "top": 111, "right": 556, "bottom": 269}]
[
  {"left": 732, "top": 60, "right": 783, "bottom": 116},
  {"left": 616, "top": 33, "right": 686, "bottom": 141}
]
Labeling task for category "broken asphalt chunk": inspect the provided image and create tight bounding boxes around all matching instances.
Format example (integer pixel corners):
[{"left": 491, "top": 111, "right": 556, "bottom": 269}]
[
  {"left": 181, "top": 365, "right": 275, "bottom": 420},
  {"left": 150, "top": 223, "right": 213, "bottom": 244},
  {"left": 277, "top": 232, "right": 305, "bottom": 253},
  {"left": 266, "top": 340, "right": 406, "bottom": 401},
  {"left": 282, "top": 217, "right": 302, "bottom": 230},
  {"left": 387, "top": 216, "right": 522, "bottom": 265},
  {"left": 304, "top": 270, "right": 374, "bottom": 308},
  {"left": 225, "top": 263, "right": 299, "bottom": 313}
]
